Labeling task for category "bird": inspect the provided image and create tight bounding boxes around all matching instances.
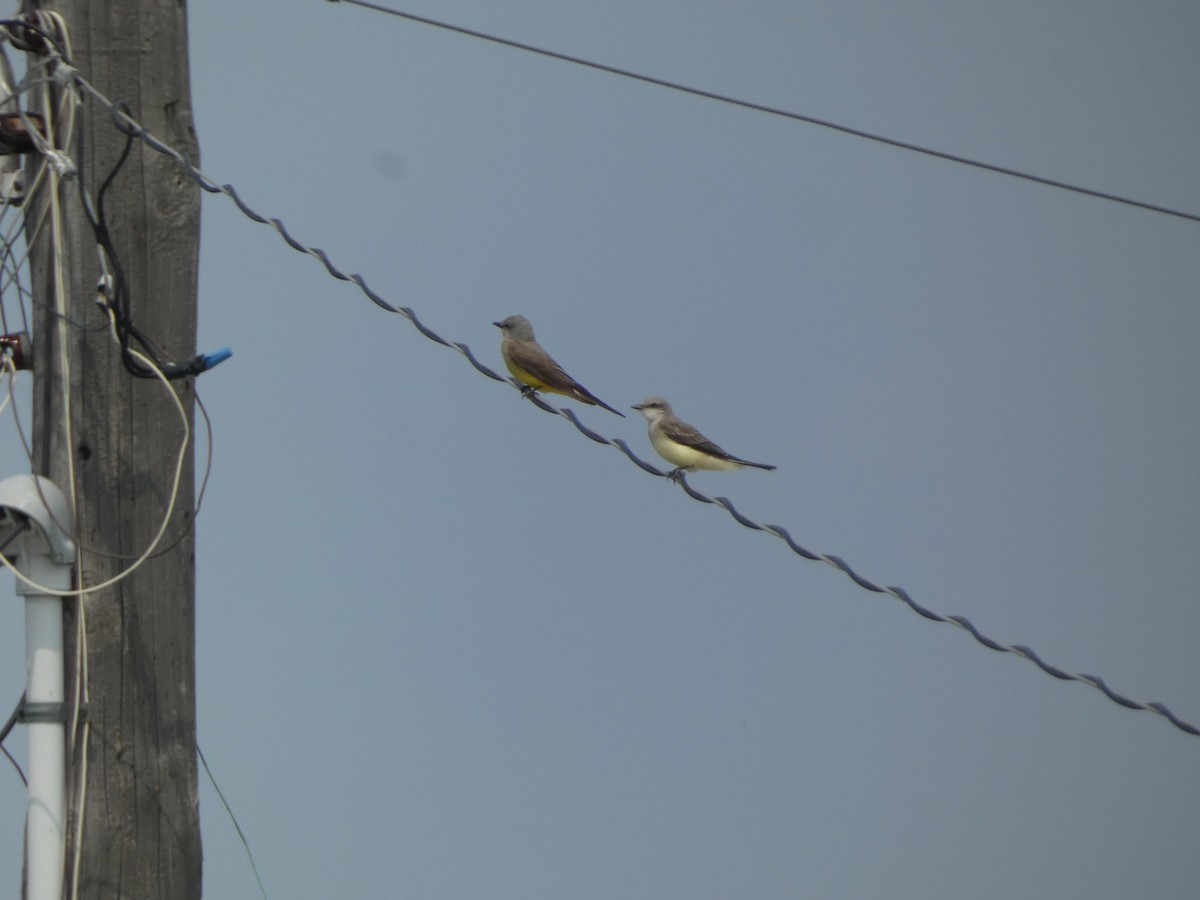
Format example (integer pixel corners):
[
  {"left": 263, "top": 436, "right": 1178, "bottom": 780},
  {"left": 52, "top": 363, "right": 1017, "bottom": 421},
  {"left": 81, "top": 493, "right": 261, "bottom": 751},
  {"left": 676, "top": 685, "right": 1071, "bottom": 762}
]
[
  {"left": 494, "top": 315, "right": 625, "bottom": 416},
  {"left": 632, "top": 396, "right": 776, "bottom": 482}
]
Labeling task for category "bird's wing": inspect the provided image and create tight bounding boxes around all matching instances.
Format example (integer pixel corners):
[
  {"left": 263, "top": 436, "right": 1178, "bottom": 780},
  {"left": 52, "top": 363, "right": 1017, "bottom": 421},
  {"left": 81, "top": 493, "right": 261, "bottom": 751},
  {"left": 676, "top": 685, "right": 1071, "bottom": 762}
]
[
  {"left": 660, "top": 417, "right": 734, "bottom": 459},
  {"left": 505, "top": 340, "right": 581, "bottom": 393}
]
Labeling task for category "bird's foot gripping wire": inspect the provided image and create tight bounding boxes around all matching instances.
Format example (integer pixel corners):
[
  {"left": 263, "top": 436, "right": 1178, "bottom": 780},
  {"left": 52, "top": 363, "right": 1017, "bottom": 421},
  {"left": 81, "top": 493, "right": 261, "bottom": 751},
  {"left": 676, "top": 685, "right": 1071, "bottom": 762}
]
[
  {"left": 666, "top": 467, "right": 687, "bottom": 484},
  {"left": 518, "top": 385, "right": 538, "bottom": 399}
]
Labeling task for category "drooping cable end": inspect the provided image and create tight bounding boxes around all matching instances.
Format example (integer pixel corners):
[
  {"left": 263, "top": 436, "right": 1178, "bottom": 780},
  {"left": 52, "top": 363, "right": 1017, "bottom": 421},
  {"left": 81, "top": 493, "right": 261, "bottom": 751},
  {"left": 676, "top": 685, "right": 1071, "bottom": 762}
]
[
  {"left": 194, "top": 347, "right": 232, "bottom": 373},
  {"left": 169, "top": 346, "right": 231, "bottom": 379}
]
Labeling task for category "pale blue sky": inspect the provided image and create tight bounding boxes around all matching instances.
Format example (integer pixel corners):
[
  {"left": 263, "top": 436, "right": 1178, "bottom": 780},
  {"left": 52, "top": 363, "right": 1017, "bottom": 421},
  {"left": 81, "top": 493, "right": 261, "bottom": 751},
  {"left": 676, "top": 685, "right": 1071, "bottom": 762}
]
[{"left": 2, "top": 2, "right": 1199, "bottom": 897}]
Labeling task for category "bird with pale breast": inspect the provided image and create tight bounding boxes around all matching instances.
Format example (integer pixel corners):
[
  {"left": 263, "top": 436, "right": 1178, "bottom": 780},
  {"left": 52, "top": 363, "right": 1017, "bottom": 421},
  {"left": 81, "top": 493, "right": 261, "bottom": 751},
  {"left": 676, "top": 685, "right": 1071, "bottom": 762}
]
[
  {"left": 632, "top": 396, "right": 776, "bottom": 482},
  {"left": 494, "top": 315, "right": 624, "bottom": 417}
]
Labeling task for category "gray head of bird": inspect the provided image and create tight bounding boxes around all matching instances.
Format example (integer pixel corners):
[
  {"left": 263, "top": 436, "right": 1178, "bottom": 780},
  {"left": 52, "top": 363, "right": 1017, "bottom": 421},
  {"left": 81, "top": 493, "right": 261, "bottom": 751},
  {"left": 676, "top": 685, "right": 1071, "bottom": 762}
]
[
  {"left": 632, "top": 396, "right": 673, "bottom": 422},
  {"left": 493, "top": 315, "right": 535, "bottom": 341}
]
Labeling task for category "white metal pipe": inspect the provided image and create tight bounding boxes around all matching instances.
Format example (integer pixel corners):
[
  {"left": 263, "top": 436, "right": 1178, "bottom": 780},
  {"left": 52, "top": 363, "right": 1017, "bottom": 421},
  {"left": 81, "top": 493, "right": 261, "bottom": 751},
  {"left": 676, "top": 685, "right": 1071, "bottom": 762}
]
[
  {"left": 19, "top": 549, "right": 71, "bottom": 900},
  {"left": 0, "top": 475, "right": 75, "bottom": 900}
]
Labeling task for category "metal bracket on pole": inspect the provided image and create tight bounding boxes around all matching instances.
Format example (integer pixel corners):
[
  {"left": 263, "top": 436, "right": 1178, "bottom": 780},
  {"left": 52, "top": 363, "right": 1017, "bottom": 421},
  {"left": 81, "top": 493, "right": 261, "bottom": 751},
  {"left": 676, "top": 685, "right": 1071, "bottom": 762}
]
[{"left": 17, "top": 702, "right": 71, "bottom": 724}]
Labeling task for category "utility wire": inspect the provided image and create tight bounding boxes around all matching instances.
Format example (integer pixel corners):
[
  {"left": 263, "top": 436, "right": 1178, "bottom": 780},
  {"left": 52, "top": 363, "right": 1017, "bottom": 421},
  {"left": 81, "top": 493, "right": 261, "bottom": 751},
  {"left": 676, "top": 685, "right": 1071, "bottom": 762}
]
[
  {"left": 325, "top": 0, "right": 1200, "bottom": 226},
  {"left": 198, "top": 744, "right": 269, "bottom": 900},
  {"left": 73, "top": 82, "right": 1200, "bottom": 738}
]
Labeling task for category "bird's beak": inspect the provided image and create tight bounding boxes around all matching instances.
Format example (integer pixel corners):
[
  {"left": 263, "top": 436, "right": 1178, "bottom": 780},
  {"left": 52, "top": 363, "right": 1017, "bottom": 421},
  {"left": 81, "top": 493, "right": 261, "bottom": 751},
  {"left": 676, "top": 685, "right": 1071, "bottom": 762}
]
[{"left": 492, "top": 321, "right": 503, "bottom": 329}]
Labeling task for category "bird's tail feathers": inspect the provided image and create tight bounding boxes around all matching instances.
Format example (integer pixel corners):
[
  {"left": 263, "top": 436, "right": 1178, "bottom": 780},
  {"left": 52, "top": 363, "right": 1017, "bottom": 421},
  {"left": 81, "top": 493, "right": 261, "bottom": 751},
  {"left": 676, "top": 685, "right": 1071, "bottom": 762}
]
[
  {"left": 575, "top": 387, "right": 626, "bottom": 417},
  {"left": 738, "top": 459, "right": 776, "bottom": 471}
]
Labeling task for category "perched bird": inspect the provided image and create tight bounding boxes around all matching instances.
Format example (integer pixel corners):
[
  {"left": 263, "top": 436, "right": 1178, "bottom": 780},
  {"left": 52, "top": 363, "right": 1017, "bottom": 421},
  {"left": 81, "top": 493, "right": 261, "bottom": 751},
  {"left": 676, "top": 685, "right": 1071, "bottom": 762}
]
[
  {"left": 494, "top": 315, "right": 624, "bottom": 416},
  {"left": 632, "top": 396, "right": 776, "bottom": 481}
]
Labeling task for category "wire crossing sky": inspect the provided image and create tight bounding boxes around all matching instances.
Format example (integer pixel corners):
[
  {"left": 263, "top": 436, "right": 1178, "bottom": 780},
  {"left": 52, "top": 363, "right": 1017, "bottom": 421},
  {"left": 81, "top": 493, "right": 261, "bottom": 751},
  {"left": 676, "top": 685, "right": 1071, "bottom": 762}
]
[
  {"left": 75, "top": 77, "right": 1200, "bottom": 738},
  {"left": 327, "top": 0, "right": 1200, "bottom": 225}
]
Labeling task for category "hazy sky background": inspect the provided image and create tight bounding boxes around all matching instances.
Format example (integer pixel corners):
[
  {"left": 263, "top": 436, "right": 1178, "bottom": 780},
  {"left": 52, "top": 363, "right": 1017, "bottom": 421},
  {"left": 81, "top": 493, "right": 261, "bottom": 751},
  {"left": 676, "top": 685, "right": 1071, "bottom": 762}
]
[{"left": 2, "top": 1, "right": 1199, "bottom": 898}]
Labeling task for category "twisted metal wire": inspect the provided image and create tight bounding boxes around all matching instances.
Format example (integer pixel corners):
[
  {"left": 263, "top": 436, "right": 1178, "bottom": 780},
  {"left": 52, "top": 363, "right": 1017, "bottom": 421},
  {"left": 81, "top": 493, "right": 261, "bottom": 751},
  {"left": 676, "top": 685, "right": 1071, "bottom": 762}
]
[{"left": 70, "top": 74, "right": 1199, "bottom": 739}]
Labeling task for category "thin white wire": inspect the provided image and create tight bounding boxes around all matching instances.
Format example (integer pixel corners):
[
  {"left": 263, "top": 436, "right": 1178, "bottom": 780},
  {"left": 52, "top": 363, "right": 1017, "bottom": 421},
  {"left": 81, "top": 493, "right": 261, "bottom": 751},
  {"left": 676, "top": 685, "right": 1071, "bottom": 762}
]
[
  {"left": 41, "top": 21, "right": 93, "bottom": 892},
  {"left": 30, "top": 32, "right": 89, "bottom": 894},
  {"left": 44, "top": 58, "right": 79, "bottom": 545},
  {"left": 0, "top": 341, "right": 190, "bottom": 597}
]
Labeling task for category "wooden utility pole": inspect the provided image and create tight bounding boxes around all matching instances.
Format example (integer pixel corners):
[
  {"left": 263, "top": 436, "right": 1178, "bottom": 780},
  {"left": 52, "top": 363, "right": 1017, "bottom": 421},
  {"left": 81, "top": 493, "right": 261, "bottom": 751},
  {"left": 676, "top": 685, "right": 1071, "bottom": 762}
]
[{"left": 23, "top": 0, "right": 202, "bottom": 896}]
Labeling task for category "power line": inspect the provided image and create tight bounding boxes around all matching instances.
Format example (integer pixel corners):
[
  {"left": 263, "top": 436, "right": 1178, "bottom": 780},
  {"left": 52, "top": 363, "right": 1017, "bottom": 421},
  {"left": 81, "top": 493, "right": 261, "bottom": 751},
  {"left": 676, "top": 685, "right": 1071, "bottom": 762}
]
[
  {"left": 325, "top": 0, "right": 1200, "bottom": 226},
  {"left": 198, "top": 745, "right": 268, "bottom": 900},
  {"left": 76, "top": 80, "right": 1200, "bottom": 739}
]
